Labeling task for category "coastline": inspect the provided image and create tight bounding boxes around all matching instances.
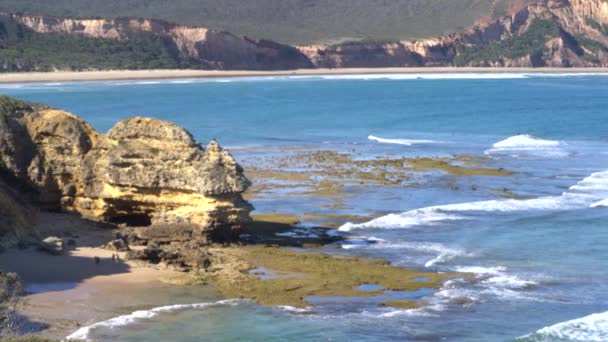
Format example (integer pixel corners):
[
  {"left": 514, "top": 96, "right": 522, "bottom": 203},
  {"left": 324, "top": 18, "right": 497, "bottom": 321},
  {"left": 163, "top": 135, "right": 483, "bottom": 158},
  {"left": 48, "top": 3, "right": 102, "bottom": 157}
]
[
  {"left": 0, "top": 212, "right": 216, "bottom": 339},
  {"left": 1, "top": 67, "right": 608, "bottom": 84},
  {"left": 0, "top": 246, "right": 203, "bottom": 339}
]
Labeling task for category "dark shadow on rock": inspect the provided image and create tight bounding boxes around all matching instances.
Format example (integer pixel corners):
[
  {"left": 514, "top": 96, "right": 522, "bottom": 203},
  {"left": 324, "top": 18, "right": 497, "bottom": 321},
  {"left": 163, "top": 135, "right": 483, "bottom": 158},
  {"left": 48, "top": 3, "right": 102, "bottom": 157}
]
[{"left": 241, "top": 220, "right": 342, "bottom": 247}]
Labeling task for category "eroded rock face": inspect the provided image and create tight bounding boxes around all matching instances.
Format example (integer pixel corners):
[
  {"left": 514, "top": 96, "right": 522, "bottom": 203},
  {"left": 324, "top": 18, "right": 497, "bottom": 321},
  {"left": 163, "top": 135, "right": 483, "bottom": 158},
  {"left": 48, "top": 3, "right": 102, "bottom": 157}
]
[
  {"left": 0, "top": 97, "right": 252, "bottom": 243},
  {"left": 297, "top": 0, "right": 608, "bottom": 68},
  {"left": 3, "top": 13, "right": 313, "bottom": 70}
]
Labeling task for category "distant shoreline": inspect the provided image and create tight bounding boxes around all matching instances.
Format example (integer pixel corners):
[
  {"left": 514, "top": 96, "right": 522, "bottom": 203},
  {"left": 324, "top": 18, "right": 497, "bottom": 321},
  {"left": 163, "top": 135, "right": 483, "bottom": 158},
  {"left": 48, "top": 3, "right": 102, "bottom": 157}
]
[{"left": 2, "top": 67, "right": 608, "bottom": 83}]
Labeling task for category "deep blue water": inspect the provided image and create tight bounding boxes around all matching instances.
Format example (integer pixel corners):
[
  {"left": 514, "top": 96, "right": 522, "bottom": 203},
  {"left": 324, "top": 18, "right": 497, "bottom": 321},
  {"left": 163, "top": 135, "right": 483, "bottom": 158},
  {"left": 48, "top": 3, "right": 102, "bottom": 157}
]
[{"left": 2, "top": 74, "right": 607, "bottom": 342}]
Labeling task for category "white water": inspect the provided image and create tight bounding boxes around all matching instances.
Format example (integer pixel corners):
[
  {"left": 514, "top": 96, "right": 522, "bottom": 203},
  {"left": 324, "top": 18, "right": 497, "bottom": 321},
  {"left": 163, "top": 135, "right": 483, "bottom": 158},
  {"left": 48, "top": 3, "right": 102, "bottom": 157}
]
[
  {"left": 340, "top": 170, "right": 608, "bottom": 230},
  {"left": 368, "top": 135, "right": 440, "bottom": 146},
  {"left": 518, "top": 311, "right": 608, "bottom": 341},
  {"left": 65, "top": 300, "right": 242, "bottom": 341},
  {"left": 485, "top": 134, "right": 567, "bottom": 157}
]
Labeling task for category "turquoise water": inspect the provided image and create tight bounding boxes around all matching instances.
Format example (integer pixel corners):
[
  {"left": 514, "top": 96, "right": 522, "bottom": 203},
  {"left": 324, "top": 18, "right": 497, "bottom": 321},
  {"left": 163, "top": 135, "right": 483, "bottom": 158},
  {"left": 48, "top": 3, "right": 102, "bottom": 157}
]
[{"left": 2, "top": 74, "right": 608, "bottom": 341}]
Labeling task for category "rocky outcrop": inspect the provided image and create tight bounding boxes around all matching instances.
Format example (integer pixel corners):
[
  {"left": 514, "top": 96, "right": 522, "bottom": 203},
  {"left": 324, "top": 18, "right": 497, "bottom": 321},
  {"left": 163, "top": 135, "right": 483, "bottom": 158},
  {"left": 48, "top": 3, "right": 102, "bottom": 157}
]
[
  {"left": 1, "top": 13, "right": 313, "bottom": 70},
  {"left": 0, "top": 96, "right": 252, "bottom": 243}
]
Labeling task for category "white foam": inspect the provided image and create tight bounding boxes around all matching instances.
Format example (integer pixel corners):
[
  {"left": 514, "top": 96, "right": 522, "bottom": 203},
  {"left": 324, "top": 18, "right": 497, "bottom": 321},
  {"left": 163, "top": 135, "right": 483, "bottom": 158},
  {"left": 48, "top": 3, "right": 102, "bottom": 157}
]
[
  {"left": 368, "top": 135, "right": 439, "bottom": 146},
  {"left": 519, "top": 311, "right": 608, "bottom": 341},
  {"left": 341, "top": 170, "right": 608, "bottom": 230},
  {"left": 485, "top": 134, "right": 567, "bottom": 157},
  {"left": 456, "top": 266, "right": 538, "bottom": 290},
  {"left": 65, "top": 299, "right": 241, "bottom": 341},
  {"left": 339, "top": 212, "right": 465, "bottom": 231},
  {"left": 493, "top": 135, "right": 560, "bottom": 148},
  {"left": 425, "top": 252, "right": 461, "bottom": 268},
  {"left": 591, "top": 198, "right": 608, "bottom": 208},
  {"left": 427, "top": 266, "right": 543, "bottom": 307},
  {"left": 275, "top": 305, "right": 313, "bottom": 313}
]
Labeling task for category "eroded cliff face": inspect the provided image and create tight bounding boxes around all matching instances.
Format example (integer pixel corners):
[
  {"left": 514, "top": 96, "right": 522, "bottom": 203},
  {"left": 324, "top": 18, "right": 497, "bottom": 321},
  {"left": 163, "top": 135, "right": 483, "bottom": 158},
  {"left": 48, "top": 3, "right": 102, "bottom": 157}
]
[
  {"left": 296, "top": 0, "right": 608, "bottom": 68},
  {"left": 0, "top": 96, "right": 252, "bottom": 243},
  {"left": 1, "top": 0, "right": 608, "bottom": 69},
  {"left": 2, "top": 13, "right": 313, "bottom": 70},
  {"left": 298, "top": 42, "right": 423, "bottom": 68}
]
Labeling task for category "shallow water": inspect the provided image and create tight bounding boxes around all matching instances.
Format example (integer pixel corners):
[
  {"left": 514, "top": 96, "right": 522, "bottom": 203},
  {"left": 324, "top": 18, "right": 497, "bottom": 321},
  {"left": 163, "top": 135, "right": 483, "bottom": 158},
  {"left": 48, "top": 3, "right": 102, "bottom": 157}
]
[{"left": 2, "top": 74, "right": 608, "bottom": 341}]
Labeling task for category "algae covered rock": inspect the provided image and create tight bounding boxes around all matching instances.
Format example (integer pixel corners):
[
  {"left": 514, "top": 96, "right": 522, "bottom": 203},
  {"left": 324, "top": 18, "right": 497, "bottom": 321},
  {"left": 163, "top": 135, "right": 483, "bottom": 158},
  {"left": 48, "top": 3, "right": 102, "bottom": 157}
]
[{"left": 0, "top": 96, "right": 252, "bottom": 243}]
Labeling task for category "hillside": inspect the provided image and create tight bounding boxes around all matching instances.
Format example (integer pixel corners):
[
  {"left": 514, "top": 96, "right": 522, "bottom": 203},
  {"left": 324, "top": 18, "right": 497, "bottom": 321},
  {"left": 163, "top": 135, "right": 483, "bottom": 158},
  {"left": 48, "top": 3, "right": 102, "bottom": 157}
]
[
  {"left": 0, "top": 0, "right": 607, "bottom": 71},
  {"left": 0, "top": 0, "right": 530, "bottom": 45},
  {"left": 0, "top": 13, "right": 313, "bottom": 71}
]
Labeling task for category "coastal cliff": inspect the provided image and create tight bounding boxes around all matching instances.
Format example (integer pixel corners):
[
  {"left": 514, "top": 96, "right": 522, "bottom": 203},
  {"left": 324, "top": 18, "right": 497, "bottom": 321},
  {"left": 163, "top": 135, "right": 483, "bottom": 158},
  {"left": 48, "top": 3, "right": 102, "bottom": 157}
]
[
  {"left": 0, "top": 13, "right": 313, "bottom": 71},
  {"left": 298, "top": 0, "right": 608, "bottom": 67},
  {"left": 0, "top": 96, "right": 252, "bottom": 243},
  {"left": 1, "top": 0, "right": 608, "bottom": 70}
]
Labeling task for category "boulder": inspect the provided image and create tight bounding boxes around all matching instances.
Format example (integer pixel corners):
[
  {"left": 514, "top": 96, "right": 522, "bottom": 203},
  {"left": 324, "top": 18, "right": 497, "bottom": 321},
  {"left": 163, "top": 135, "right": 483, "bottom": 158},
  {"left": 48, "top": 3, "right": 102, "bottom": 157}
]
[
  {"left": 105, "top": 239, "right": 130, "bottom": 252},
  {"left": 38, "top": 236, "right": 63, "bottom": 255},
  {"left": 125, "top": 246, "right": 163, "bottom": 263}
]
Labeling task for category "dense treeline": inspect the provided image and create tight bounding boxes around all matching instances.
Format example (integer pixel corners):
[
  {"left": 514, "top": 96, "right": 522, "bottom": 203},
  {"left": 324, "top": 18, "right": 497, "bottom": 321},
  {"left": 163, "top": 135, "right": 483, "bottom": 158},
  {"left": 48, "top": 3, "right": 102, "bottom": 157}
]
[
  {"left": 0, "top": 17, "right": 201, "bottom": 72},
  {"left": 0, "top": 0, "right": 530, "bottom": 44}
]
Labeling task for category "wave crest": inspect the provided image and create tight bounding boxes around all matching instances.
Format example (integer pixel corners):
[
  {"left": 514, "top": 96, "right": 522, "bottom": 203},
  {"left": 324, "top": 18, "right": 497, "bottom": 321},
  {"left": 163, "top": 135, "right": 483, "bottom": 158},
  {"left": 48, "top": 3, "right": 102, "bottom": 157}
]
[
  {"left": 66, "top": 299, "right": 242, "bottom": 340},
  {"left": 517, "top": 311, "right": 608, "bottom": 341},
  {"left": 340, "top": 170, "right": 608, "bottom": 230},
  {"left": 368, "top": 135, "right": 440, "bottom": 146},
  {"left": 485, "top": 134, "right": 567, "bottom": 157}
]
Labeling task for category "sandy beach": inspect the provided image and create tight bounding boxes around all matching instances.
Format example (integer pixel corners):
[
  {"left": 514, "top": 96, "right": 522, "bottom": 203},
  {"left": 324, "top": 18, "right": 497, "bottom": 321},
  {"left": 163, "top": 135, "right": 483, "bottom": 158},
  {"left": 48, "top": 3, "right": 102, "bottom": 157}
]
[
  {"left": 0, "top": 213, "right": 216, "bottom": 339},
  {"left": 1, "top": 67, "right": 608, "bottom": 84}
]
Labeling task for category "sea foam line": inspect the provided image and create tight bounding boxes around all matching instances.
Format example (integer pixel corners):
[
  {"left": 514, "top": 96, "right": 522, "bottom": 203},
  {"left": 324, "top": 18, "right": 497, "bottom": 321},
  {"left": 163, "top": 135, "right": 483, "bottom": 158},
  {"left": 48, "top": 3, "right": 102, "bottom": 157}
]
[
  {"left": 65, "top": 299, "right": 242, "bottom": 341},
  {"left": 368, "top": 135, "right": 440, "bottom": 146},
  {"left": 340, "top": 170, "right": 608, "bottom": 231}
]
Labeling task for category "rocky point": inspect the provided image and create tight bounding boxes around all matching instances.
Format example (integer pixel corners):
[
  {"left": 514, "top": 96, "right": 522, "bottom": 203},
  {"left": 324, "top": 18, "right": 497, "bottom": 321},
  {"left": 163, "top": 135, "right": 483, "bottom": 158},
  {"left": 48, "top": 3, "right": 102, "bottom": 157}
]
[{"left": 0, "top": 96, "right": 252, "bottom": 244}]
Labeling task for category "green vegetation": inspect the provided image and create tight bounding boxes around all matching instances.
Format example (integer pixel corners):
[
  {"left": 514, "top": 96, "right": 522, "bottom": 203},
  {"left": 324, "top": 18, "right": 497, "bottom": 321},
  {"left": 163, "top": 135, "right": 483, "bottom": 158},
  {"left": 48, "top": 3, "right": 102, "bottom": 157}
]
[
  {"left": 454, "top": 19, "right": 562, "bottom": 65},
  {"left": 585, "top": 17, "right": 608, "bottom": 36},
  {"left": 575, "top": 35, "right": 608, "bottom": 53},
  {"left": 0, "top": 17, "right": 197, "bottom": 72},
  {"left": 0, "top": 96, "right": 32, "bottom": 120},
  {"left": 212, "top": 246, "right": 469, "bottom": 308},
  {"left": 573, "top": 33, "right": 608, "bottom": 64},
  {"left": 404, "top": 157, "right": 512, "bottom": 177},
  {"left": 0, "top": 0, "right": 524, "bottom": 44}
]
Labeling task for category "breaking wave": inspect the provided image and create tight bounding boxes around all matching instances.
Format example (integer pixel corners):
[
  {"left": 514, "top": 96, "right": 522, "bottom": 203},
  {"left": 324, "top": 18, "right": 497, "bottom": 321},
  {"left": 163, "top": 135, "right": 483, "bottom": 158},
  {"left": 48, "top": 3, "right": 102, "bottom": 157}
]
[
  {"left": 485, "top": 134, "right": 567, "bottom": 157},
  {"left": 340, "top": 170, "right": 608, "bottom": 230},
  {"left": 517, "top": 311, "right": 608, "bottom": 341},
  {"left": 368, "top": 135, "right": 440, "bottom": 146},
  {"left": 66, "top": 300, "right": 242, "bottom": 340}
]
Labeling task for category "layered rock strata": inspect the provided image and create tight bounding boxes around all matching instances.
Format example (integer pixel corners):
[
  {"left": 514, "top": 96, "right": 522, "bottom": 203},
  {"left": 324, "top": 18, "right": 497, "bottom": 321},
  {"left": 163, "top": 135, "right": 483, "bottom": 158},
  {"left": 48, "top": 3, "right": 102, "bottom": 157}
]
[{"left": 0, "top": 96, "right": 252, "bottom": 242}]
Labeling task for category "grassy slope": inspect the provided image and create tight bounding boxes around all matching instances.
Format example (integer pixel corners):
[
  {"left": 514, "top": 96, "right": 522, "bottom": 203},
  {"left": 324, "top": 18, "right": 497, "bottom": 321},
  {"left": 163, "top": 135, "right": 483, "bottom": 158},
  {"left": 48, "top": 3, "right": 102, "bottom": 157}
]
[
  {"left": 0, "top": 16, "right": 195, "bottom": 71},
  {"left": 0, "top": 0, "right": 526, "bottom": 44}
]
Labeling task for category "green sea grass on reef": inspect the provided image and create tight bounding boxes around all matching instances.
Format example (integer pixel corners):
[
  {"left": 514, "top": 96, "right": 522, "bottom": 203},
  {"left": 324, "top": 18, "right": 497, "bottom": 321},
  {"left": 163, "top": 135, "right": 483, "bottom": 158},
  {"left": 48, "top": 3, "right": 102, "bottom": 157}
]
[{"left": 210, "top": 246, "right": 470, "bottom": 308}]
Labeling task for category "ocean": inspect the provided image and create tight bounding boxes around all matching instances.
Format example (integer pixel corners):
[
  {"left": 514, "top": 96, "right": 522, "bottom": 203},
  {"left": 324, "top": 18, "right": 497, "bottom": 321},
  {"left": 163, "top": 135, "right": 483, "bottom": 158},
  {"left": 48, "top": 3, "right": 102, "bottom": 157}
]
[{"left": 2, "top": 73, "right": 607, "bottom": 341}]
